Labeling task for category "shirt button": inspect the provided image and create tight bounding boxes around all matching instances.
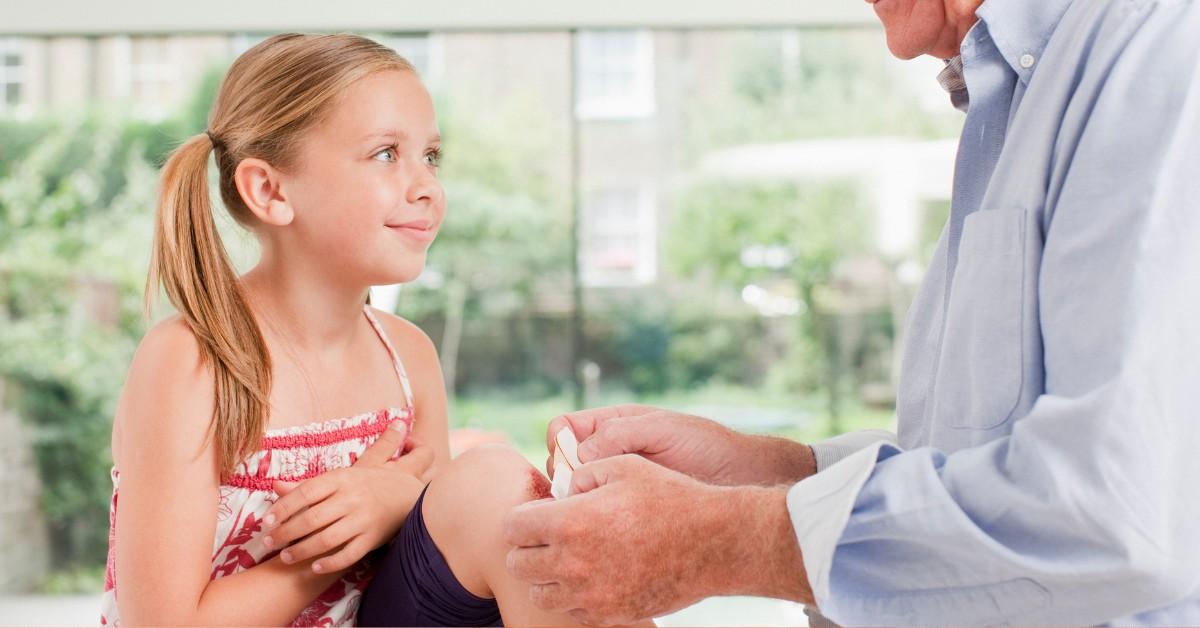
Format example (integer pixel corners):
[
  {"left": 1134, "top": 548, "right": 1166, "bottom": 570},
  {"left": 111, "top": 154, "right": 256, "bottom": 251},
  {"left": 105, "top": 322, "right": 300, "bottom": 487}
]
[{"left": 1019, "top": 53, "right": 1036, "bottom": 69}]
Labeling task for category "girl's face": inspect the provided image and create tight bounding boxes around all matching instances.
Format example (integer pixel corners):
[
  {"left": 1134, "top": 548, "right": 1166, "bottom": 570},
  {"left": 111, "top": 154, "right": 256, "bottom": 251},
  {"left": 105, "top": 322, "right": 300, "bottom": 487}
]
[{"left": 282, "top": 69, "right": 445, "bottom": 287}]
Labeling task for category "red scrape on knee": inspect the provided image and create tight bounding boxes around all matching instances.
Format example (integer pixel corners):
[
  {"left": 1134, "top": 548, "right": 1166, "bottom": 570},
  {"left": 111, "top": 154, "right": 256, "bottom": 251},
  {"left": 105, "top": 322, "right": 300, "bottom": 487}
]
[{"left": 526, "top": 467, "right": 552, "bottom": 501}]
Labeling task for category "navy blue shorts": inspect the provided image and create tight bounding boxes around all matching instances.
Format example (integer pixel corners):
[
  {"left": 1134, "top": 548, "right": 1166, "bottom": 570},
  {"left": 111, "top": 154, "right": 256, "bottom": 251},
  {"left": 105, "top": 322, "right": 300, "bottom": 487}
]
[{"left": 358, "top": 484, "right": 503, "bottom": 627}]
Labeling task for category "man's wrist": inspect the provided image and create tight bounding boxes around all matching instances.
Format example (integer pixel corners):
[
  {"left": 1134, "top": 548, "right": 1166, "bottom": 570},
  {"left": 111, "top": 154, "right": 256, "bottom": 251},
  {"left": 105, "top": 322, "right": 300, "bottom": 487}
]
[
  {"left": 698, "top": 484, "right": 814, "bottom": 604},
  {"left": 741, "top": 434, "right": 817, "bottom": 486}
]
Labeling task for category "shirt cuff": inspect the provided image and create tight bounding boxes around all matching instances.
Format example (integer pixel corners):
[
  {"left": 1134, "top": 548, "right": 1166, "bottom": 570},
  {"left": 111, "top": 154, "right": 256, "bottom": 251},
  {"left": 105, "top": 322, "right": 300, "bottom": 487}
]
[
  {"left": 809, "top": 429, "right": 898, "bottom": 473},
  {"left": 786, "top": 442, "right": 889, "bottom": 604}
]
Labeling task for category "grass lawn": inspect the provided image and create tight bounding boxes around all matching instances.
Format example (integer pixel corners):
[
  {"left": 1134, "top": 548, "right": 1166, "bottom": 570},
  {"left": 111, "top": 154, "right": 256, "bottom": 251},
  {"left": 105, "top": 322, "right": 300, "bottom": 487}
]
[{"left": 450, "top": 383, "right": 896, "bottom": 464}]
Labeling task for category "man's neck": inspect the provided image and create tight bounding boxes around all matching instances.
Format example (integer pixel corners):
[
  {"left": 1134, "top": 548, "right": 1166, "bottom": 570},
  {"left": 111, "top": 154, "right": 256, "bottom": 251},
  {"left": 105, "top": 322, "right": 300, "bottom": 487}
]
[{"left": 931, "top": 0, "right": 985, "bottom": 59}]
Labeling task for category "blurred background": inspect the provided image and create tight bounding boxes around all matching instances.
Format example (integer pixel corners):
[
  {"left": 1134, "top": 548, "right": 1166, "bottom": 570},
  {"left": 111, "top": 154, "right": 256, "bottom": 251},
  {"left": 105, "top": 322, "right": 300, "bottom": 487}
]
[{"left": 0, "top": 1, "right": 963, "bottom": 624}]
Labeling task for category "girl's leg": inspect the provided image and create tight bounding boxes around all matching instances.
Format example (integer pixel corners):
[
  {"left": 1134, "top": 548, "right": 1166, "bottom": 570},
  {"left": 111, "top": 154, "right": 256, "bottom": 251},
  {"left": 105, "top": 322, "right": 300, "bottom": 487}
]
[
  {"left": 424, "top": 443, "right": 619, "bottom": 626},
  {"left": 362, "top": 443, "right": 654, "bottom": 627}
]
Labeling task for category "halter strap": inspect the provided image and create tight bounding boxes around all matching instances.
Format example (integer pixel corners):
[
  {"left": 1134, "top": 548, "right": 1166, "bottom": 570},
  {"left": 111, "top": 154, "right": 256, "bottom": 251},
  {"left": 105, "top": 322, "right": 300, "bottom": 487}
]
[{"left": 363, "top": 305, "right": 416, "bottom": 410}]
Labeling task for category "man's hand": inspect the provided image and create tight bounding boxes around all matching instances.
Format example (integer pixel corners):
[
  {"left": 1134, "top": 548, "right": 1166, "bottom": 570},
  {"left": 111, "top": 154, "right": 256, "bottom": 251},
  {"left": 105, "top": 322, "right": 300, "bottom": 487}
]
[
  {"left": 546, "top": 405, "right": 815, "bottom": 487},
  {"left": 262, "top": 420, "right": 434, "bottom": 573},
  {"left": 505, "top": 455, "right": 731, "bottom": 625}
]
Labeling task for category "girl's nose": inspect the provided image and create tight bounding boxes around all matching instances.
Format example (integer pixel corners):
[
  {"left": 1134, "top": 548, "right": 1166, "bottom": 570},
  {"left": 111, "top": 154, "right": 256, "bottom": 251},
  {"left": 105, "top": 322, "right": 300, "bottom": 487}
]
[{"left": 405, "top": 163, "right": 441, "bottom": 206}]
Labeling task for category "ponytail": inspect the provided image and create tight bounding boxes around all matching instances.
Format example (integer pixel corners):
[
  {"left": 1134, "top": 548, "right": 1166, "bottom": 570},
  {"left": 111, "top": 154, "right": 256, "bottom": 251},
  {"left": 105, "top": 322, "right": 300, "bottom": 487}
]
[{"left": 145, "top": 132, "right": 272, "bottom": 476}]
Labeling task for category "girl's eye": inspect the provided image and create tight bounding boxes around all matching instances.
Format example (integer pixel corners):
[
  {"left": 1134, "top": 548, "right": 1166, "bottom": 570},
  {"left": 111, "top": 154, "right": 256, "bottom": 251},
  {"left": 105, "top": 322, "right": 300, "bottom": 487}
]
[
  {"left": 374, "top": 147, "right": 397, "bottom": 162},
  {"left": 424, "top": 149, "right": 442, "bottom": 168}
]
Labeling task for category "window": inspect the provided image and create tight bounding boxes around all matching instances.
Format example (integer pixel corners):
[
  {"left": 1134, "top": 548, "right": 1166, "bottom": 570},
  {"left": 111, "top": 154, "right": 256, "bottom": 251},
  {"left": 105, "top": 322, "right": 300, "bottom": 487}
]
[
  {"left": 0, "top": 38, "right": 27, "bottom": 115},
  {"left": 379, "top": 34, "right": 436, "bottom": 80},
  {"left": 230, "top": 33, "right": 269, "bottom": 57},
  {"left": 580, "top": 186, "right": 657, "bottom": 286},
  {"left": 574, "top": 30, "right": 655, "bottom": 120},
  {"left": 115, "top": 36, "right": 179, "bottom": 119}
]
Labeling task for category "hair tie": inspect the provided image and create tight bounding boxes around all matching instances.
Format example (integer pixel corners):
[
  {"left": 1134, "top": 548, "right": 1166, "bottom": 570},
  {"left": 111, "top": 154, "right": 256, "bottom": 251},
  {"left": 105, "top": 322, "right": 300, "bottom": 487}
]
[{"left": 205, "top": 130, "right": 221, "bottom": 149}]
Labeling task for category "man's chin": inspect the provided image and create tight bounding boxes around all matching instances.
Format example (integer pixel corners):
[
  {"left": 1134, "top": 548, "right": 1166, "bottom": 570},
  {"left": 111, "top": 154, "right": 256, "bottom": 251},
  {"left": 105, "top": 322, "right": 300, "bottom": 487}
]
[{"left": 884, "top": 34, "right": 928, "bottom": 61}]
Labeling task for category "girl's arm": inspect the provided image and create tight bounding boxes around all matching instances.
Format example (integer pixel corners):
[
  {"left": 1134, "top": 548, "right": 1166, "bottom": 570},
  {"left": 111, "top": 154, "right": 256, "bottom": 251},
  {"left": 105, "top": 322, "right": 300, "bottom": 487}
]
[{"left": 114, "top": 319, "right": 345, "bottom": 626}]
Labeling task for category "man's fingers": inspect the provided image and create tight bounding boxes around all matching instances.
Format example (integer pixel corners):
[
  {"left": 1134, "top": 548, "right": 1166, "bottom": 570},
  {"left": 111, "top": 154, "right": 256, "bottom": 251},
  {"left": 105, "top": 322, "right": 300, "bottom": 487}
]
[
  {"left": 546, "top": 404, "right": 656, "bottom": 456},
  {"left": 569, "top": 608, "right": 612, "bottom": 627},
  {"left": 529, "top": 582, "right": 574, "bottom": 614},
  {"left": 545, "top": 416, "right": 571, "bottom": 456},
  {"left": 576, "top": 414, "right": 667, "bottom": 463},
  {"left": 505, "top": 545, "right": 560, "bottom": 584},
  {"left": 502, "top": 497, "right": 565, "bottom": 547},
  {"left": 266, "top": 474, "right": 337, "bottom": 530},
  {"left": 355, "top": 420, "right": 409, "bottom": 467},
  {"left": 570, "top": 455, "right": 635, "bottom": 495}
]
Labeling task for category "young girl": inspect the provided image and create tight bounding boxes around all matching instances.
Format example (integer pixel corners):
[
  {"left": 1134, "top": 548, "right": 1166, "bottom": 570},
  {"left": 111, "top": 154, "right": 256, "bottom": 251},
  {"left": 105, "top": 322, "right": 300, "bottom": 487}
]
[{"left": 101, "top": 33, "right": 646, "bottom": 627}]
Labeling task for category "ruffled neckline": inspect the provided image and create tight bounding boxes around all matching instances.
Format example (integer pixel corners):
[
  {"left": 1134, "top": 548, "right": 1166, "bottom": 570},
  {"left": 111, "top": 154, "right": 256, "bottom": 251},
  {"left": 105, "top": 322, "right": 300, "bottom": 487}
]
[{"left": 262, "top": 406, "right": 406, "bottom": 436}]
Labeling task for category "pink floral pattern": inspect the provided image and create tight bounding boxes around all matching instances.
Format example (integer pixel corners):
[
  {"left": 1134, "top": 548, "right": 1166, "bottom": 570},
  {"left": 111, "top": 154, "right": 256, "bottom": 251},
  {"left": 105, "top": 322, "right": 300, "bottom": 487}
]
[{"left": 100, "top": 407, "right": 413, "bottom": 626}]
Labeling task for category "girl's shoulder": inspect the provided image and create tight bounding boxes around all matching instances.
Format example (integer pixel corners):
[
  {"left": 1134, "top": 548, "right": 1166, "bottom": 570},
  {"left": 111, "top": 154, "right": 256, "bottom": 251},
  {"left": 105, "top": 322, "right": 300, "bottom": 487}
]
[
  {"left": 113, "top": 315, "right": 217, "bottom": 469},
  {"left": 127, "top": 314, "right": 212, "bottom": 392},
  {"left": 367, "top": 307, "right": 439, "bottom": 370}
]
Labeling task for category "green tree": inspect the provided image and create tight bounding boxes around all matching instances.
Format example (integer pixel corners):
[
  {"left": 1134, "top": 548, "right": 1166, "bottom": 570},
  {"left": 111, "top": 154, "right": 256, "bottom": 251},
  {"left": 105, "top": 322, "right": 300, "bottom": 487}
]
[
  {"left": 397, "top": 92, "right": 570, "bottom": 397},
  {"left": 667, "top": 180, "right": 870, "bottom": 434},
  {"left": 684, "top": 29, "right": 960, "bottom": 155},
  {"left": 0, "top": 67, "right": 220, "bottom": 577}
]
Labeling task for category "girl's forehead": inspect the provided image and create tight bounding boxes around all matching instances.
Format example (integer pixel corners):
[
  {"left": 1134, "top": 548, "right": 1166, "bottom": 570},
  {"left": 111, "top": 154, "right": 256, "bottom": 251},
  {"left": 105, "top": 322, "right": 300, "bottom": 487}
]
[{"left": 325, "top": 71, "right": 437, "bottom": 141}]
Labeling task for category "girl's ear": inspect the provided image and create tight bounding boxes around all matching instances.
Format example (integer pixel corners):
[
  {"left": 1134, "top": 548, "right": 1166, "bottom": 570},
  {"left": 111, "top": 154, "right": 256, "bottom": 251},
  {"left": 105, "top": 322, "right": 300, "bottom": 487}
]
[{"left": 234, "top": 157, "right": 295, "bottom": 227}]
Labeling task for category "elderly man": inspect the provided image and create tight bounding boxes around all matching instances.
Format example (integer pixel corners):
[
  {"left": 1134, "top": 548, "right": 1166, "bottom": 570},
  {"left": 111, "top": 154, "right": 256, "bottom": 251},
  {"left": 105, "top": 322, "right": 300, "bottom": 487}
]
[{"left": 503, "top": 0, "right": 1200, "bottom": 624}]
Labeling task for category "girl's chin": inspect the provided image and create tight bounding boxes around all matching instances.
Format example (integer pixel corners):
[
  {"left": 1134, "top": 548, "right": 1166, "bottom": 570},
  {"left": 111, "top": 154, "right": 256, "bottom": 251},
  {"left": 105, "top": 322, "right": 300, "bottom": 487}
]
[{"left": 373, "top": 260, "right": 427, "bottom": 286}]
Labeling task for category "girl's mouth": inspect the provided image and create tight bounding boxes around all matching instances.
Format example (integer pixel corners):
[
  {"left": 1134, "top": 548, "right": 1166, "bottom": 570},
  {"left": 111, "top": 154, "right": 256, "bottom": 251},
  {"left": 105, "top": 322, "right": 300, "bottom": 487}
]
[{"left": 386, "top": 220, "right": 437, "bottom": 244}]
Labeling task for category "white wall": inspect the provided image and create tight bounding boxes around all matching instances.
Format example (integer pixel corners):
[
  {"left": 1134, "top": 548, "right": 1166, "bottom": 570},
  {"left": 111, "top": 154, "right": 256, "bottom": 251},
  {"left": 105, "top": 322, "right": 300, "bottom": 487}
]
[{"left": 3, "top": 0, "right": 879, "bottom": 35}]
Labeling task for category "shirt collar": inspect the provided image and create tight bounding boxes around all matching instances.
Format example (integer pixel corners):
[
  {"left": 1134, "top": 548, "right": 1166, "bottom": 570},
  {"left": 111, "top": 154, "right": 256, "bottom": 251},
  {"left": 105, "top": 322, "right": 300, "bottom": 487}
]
[
  {"left": 974, "top": 0, "right": 1076, "bottom": 84},
  {"left": 937, "top": 56, "right": 970, "bottom": 112}
]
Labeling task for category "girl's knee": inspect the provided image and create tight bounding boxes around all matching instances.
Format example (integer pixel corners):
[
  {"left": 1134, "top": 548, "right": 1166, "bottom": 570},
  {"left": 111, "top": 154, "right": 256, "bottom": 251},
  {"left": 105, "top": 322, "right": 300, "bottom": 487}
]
[{"left": 423, "top": 444, "right": 547, "bottom": 536}]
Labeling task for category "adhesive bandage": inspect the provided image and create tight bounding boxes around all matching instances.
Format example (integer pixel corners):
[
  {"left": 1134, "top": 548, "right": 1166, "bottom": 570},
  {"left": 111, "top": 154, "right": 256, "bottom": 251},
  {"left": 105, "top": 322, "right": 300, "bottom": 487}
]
[{"left": 550, "top": 426, "right": 582, "bottom": 500}]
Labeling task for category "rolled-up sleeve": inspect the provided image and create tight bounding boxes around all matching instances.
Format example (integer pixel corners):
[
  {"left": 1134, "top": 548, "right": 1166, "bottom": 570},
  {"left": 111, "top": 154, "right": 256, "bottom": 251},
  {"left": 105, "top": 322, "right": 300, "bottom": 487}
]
[
  {"left": 787, "top": 3, "right": 1200, "bottom": 625},
  {"left": 809, "top": 429, "right": 898, "bottom": 472}
]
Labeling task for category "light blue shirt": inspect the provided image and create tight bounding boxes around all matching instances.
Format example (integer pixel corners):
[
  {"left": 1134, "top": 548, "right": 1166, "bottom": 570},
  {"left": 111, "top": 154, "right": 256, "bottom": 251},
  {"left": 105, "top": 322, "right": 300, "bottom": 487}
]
[{"left": 789, "top": 0, "right": 1200, "bottom": 624}]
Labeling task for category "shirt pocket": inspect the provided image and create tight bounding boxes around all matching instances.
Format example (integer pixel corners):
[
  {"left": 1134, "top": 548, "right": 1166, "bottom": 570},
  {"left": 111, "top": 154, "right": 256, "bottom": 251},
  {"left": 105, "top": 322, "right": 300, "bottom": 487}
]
[{"left": 932, "top": 209, "right": 1027, "bottom": 430}]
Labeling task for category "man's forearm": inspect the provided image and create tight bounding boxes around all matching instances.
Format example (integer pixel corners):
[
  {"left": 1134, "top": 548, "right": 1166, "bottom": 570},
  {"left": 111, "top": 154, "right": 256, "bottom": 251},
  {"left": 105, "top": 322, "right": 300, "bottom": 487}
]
[{"left": 700, "top": 484, "right": 814, "bottom": 604}]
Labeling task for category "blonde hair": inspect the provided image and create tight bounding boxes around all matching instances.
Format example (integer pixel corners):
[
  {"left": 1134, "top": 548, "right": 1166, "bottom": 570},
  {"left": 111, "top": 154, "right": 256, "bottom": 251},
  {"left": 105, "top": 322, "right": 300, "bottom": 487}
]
[{"left": 146, "top": 33, "right": 415, "bottom": 476}]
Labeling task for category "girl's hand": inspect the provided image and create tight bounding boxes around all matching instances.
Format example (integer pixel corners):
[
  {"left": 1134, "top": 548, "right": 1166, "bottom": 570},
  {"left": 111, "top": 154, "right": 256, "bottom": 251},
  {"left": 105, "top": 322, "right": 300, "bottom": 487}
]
[{"left": 262, "top": 421, "right": 435, "bottom": 573}]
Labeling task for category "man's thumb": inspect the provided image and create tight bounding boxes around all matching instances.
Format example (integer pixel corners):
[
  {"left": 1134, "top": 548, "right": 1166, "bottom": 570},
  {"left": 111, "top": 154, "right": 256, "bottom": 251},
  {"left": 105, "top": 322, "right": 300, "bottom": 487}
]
[
  {"left": 569, "top": 456, "right": 627, "bottom": 495},
  {"left": 576, "top": 417, "right": 646, "bottom": 464}
]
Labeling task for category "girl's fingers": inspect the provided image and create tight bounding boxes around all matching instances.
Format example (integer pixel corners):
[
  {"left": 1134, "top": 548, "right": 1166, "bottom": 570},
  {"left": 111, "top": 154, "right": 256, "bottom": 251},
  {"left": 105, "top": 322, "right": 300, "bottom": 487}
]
[
  {"left": 310, "top": 535, "right": 370, "bottom": 574},
  {"left": 266, "top": 472, "right": 339, "bottom": 530},
  {"left": 387, "top": 438, "right": 435, "bottom": 476},
  {"left": 265, "top": 497, "right": 343, "bottom": 552},
  {"left": 355, "top": 420, "right": 409, "bottom": 467},
  {"left": 280, "top": 517, "right": 357, "bottom": 566}
]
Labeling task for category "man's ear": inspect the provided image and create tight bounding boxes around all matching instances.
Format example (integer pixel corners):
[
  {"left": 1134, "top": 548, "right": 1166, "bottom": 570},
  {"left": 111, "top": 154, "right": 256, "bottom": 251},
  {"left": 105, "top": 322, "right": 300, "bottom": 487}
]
[{"left": 233, "top": 157, "right": 295, "bottom": 226}]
